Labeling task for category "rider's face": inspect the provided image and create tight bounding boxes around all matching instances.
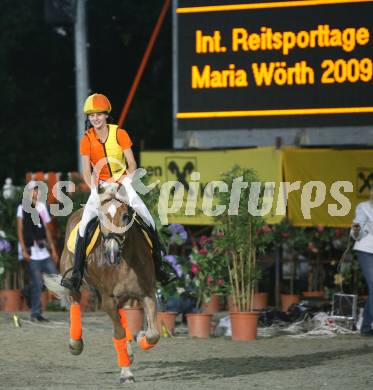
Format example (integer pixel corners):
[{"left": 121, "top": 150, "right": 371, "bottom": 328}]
[{"left": 88, "top": 112, "right": 108, "bottom": 130}]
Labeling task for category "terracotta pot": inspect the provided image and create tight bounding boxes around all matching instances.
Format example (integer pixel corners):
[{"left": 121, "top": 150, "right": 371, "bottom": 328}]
[
  {"left": 20, "top": 297, "right": 30, "bottom": 311},
  {"left": 124, "top": 307, "right": 144, "bottom": 335},
  {"left": 157, "top": 311, "right": 177, "bottom": 335},
  {"left": 186, "top": 313, "right": 212, "bottom": 338},
  {"left": 302, "top": 291, "right": 325, "bottom": 298},
  {"left": 281, "top": 294, "right": 300, "bottom": 312},
  {"left": 0, "top": 289, "right": 22, "bottom": 312},
  {"left": 230, "top": 311, "right": 259, "bottom": 341},
  {"left": 41, "top": 291, "right": 49, "bottom": 311},
  {"left": 203, "top": 294, "right": 222, "bottom": 314},
  {"left": 252, "top": 293, "right": 269, "bottom": 310}
]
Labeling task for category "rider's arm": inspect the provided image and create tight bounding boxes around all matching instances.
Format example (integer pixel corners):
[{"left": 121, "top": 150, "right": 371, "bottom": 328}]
[
  {"left": 81, "top": 155, "right": 94, "bottom": 188},
  {"left": 117, "top": 129, "right": 136, "bottom": 175},
  {"left": 123, "top": 148, "right": 137, "bottom": 174}
]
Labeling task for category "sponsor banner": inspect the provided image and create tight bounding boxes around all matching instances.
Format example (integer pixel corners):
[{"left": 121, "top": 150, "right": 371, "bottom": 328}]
[
  {"left": 283, "top": 148, "right": 373, "bottom": 227},
  {"left": 140, "top": 147, "right": 283, "bottom": 225}
]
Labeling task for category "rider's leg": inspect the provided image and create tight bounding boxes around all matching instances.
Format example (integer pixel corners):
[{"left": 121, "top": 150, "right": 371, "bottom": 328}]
[
  {"left": 118, "top": 176, "right": 177, "bottom": 285},
  {"left": 118, "top": 176, "right": 155, "bottom": 228},
  {"left": 61, "top": 190, "right": 99, "bottom": 292}
]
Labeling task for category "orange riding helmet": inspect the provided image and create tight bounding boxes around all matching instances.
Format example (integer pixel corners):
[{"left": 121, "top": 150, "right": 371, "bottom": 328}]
[{"left": 83, "top": 93, "right": 112, "bottom": 114}]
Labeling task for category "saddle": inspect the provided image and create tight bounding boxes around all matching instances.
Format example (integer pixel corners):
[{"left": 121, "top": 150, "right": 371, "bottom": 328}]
[{"left": 67, "top": 214, "right": 155, "bottom": 258}]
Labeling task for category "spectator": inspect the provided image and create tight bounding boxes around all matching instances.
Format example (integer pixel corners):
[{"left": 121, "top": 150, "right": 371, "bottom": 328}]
[
  {"left": 351, "top": 186, "right": 373, "bottom": 336},
  {"left": 17, "top": 184, "right": 59, "bottom": 322}
]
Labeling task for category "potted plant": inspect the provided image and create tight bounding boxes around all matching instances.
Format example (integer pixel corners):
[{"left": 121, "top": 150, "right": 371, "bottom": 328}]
[
  {"left": 155, "top": 224, "right": 189, "bottom": 336},
  {"left": 270, "top": 220, "right": 309, "bottom": 311},
  {"left": 213, "top": 166, "right": 270, "bottom": 341},
  {"left": 191, "top": 234, "right": 228, "bottom": 314},
  {"left": 185, "top": 234, "right": 226, "bottom": 338},
  {"left": 0, "top": 189, "right": 23, "bottom": 312},
  {"left": 155, "top": 254, "right": 185, "bottom": 336},
  {"left": 302, "top": 225, "right": 330, "bottom": 298},
  {"left": 0, "top": 231, "right": 20, "bottom": 311}
]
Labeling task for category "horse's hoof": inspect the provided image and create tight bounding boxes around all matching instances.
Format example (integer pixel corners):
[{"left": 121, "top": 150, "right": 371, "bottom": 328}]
[
  {"left": 69, "top": 339, "right": 84, "bottom": 356},
  {"left": 120, "top": 368, "right": 135, "bottom": 384},
  {"left": 120, "top": 376, "right": 135, "bottom": 384}
]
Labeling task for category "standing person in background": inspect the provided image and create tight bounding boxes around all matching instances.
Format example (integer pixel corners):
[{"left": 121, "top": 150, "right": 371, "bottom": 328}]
[
  {"left": 17, "top": 184, "right": 59, "bottom": 322},
  {"left": 351, "top": 186, "right": 373, "bottom": 336}
]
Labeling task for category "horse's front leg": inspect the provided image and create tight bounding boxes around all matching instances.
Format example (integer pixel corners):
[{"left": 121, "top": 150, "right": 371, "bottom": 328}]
[
  {"left": 69, "top": 292, "right": 84, "bottom": 355},
  {"left": 138, "top": 295, "right": 160, "bottom": 350},
  {"left": 102, "top": 295, "right": 135, "bottom": 384}
]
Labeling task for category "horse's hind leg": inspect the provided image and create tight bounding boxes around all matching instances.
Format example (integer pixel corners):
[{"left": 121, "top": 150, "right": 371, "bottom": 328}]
[
  {"left": 138, "top": 295, "right": 160, "bottom": 350},
  {"left": 102, "top": 295, "right": 135, "bottom": 384},
  {"left": 69, "top": 293, "right": 84, "bottom": 355}
]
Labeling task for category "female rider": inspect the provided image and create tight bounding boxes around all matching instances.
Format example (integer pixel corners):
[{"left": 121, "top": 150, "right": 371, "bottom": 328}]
[{"left": 61, "top": 93, "right": 173, "bottom": 292}]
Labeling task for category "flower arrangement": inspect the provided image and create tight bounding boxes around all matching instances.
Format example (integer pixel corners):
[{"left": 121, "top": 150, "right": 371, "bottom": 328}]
[
  {"left": 0, "top": 188, "right": 23, "bottom": 288},
  {"left": 155, "top": 226, "right": 229, "bottom": 313},
  {"left": 188, "top": 233, "right": 227, "bottom": 311},
  {"left": 155, "top": 224, "right": 192, "bottom": 310},
  {"left": 0, "top": 232, "right": 12, "bottom": 283},
  {"left": 156, "top": 254, "right": 191, "bottom": 306},
  {"left": 332, "top": 251, "right": 365, "bottom": 296}
]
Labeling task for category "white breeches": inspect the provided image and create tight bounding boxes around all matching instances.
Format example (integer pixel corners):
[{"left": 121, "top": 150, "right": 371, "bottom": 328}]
[{"left": 78, "top": 177, "right": 155, "bottom": 237}]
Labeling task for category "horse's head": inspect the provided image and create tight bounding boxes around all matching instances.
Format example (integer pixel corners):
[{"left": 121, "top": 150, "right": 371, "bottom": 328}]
[{"left": 97, "top": 183, "right": 132, "bottom": 265}]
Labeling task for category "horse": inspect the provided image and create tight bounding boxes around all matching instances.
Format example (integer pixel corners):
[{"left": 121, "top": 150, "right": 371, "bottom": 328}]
[{"left": 44, "top": 183, "right": 160, "bottom": 384}]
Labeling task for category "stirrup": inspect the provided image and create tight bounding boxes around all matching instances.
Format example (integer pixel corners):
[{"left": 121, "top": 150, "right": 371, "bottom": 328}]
[{"left": 61, "top": 267, "right": 82, "bottom": 292}]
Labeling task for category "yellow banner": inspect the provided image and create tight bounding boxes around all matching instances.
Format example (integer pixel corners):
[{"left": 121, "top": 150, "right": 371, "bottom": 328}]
[
  {"left": 283, "top": 148, "right": 373, "bottom": 227},
  {"left": 140, "top": 147, "right": 283, "bottom": 225}
]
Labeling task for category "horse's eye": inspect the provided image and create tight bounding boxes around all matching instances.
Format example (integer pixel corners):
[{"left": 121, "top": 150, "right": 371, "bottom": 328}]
[{"left": 121, "top": 214, "right": 129, "bottom": 223}]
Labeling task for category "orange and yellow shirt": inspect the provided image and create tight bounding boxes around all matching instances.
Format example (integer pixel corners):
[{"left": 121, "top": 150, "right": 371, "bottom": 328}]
[{"left": 80, "top": 124, "right": 133, "bottom": 181}]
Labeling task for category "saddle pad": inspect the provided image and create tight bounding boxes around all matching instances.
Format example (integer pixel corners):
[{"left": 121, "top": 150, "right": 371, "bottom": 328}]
[
  {"left": 67, "top": 222, "right": 100, "bottom": 257},
  {"left": 67, "top": 219, "right": 153, "bottom": 257}
]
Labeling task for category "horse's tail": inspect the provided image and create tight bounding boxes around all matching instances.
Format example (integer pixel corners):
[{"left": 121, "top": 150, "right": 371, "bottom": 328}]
[{"left": 42, "top": 273, "right": 69, "bottom": 302}]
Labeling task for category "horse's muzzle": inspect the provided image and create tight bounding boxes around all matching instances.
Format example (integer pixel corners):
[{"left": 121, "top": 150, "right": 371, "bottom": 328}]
[{"left": 103, "top": 237, "right": 121, "bottom": 265}]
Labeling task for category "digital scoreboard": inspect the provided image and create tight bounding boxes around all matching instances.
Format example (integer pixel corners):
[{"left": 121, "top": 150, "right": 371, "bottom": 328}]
[{"left": 174, "top": 0, "right": 373, "bottom": 130}]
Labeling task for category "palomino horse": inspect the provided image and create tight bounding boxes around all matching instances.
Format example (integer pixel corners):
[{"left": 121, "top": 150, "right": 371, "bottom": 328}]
[{"left": 44, "top": 184, "right": 160, "bottom": 384}]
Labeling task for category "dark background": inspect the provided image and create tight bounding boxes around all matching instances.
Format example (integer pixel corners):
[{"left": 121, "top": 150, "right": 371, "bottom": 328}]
[
  {"left": 0, "top": 0, "right": 173, "bottom": 185},
  {"left": 177, "top": 0, "right": 373, "bottom": 130}
]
